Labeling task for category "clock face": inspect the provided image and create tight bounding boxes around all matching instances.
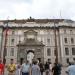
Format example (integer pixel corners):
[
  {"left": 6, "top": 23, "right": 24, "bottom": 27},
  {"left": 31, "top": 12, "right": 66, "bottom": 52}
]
[{"left": 27, "top": 34, "right": 35, "bottom": 39}]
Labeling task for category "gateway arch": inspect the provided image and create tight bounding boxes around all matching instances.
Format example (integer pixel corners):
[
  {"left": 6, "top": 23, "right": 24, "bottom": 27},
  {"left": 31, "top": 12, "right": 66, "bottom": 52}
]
[{"left": 17, "top": 30, "right": 44, "bottom": 64}]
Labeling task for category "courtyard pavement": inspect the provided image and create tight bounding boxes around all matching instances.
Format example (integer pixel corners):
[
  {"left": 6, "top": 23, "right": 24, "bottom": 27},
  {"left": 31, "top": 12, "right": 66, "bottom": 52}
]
[{"left": 4, "top": 67, "right": 67, "bottom": 75}]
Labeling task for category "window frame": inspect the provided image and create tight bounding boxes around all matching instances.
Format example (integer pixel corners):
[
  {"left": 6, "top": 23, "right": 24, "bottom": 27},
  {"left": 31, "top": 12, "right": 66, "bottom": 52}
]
[
  {"left": 72, "top": 47, "right": 75, "bottom": 55},
  {"left": 71, "top": 38, "right": 74, "bottom": 44},
  {"left": 65, "top": 47, "right": 69, "bottom": 55},
  {"left": 10, "top": 48, "right": 14, "bottom": 56},
  {"left": 64, "top": 38, "right": 68, "bottom": 43},
  {"left": 47, "top": 48, "right": 51, "bottom": 56}
]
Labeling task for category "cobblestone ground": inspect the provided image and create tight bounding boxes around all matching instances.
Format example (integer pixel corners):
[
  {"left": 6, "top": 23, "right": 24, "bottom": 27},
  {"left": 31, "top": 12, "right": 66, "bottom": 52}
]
[{"left": 4, "top": 67, "right": 67, "bottom": 75}]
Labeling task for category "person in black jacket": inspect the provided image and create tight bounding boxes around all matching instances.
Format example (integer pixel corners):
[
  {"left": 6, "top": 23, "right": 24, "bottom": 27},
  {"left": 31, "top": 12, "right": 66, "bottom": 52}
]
[
  {"left": 39, "top": 62, "right": 44, "bottom": 75},
  {"left": 45, "top": 62, "right": 50, "bottom": 75},
  {"left": 52, "top": 63, "right": 62, "bottom": 75}
]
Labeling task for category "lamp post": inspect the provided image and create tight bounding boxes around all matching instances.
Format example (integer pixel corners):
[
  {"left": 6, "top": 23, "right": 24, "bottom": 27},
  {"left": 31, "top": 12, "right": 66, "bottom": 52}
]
[
  {"left": 54, "top": 19, "right": 58, "bottom": 64},
  {"left": 3, "top": 20, "right": 9, "bottom": 64}
]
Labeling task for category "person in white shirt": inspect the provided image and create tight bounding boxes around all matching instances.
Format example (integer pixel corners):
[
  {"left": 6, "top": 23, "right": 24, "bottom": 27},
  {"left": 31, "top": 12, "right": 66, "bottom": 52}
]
[
  {"left": 21, "top": 60, "right": 30, "bottom": 75},
  {"left": 66, "top": 61, "right": 75, "bottom": 75}
]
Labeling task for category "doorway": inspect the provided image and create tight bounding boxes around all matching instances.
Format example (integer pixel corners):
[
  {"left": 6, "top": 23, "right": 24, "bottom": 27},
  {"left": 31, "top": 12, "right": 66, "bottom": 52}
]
[
  {"left": 37, "top": 58, "right": 41, "bottom": 63},
  {"left": 20, "top": 58, "right": 24, "bottom": 65}
]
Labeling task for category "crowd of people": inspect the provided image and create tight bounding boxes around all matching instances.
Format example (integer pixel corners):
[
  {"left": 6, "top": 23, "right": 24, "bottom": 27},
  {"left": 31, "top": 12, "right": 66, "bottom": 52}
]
[{"left": 0, "top": 58, "right": 75, "bottom": 75}]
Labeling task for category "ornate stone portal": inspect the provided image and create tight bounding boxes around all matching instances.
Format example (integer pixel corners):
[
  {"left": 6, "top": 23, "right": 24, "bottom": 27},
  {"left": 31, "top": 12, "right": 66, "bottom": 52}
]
[{"left": 17, "top": 30, "right": 44, "bottom": 64}]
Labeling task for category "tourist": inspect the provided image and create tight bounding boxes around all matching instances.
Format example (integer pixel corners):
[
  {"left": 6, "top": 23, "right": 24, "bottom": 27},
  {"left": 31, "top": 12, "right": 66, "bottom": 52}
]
[
  {"left": 52, "top": 63, "right": 62, "bottom": 75},
  {"left": 45, "top": 61, "right": 50, "bottom": 75},
  {"left": 66, "top": 61, "right": 75, "bottom": 75},
  {"left": 21, "top": 60, "right": 30, "bottom": 75},
  {"left": 31, "top": 60, "right": 41, "bottom": 75},
  {"left": 7, "top": 59, "right": 16, "bottom": 75},
  {"left": 39, "top": 62, "right": 44, "bottom": 75},
  {"left": 47, "top": 59, "right": 52, "bottom": 75},
  {"left": 16, "top": 62, "right": 21, "bottom": 75},
  {"left": 0, "top": 59, "right": 4, "bottom": 75}
]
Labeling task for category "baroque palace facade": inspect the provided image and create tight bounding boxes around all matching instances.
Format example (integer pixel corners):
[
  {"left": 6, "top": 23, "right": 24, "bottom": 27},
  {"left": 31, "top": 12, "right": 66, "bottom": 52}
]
[{"left": 0, "top": 18, "right": 75, "bottom": 65}]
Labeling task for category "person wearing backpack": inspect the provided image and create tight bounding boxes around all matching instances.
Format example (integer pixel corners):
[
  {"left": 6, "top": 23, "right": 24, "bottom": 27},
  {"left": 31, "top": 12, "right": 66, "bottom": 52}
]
[{"left": 7, "top": 59, "right": 16, "bottom": 75}]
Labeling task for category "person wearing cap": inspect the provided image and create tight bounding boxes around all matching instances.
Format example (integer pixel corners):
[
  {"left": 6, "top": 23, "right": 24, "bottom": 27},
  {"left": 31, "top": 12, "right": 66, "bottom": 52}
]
[
  {"left": 0, "top": 59, "right": 4, "bottom": 75},
  {"left": 66, "top": 61, "right": 75, "bottom": 75}
]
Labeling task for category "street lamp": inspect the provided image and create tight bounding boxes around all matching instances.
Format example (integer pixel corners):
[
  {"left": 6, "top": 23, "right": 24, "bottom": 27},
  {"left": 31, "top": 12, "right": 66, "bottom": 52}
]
[{"left": 54, "top": 19, "right": 58, "bottom": 63}]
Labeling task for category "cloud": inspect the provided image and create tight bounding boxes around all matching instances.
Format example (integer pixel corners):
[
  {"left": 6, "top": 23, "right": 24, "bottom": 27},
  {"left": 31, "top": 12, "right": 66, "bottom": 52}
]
[{"left": 0, "top": 0, "right": 75, "bottom": 20}]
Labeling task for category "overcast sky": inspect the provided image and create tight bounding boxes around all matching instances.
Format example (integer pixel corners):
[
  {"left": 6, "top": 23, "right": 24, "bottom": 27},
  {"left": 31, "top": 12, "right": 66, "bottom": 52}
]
[{"left": 0, "top": 0, "right": 75, "bottom": 20}]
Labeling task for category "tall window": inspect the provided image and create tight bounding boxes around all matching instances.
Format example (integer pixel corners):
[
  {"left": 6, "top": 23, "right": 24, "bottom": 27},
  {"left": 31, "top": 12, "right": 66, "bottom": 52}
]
[
  {"left": 47, "top": 48, "right": 51, "bottom": 56},
  {"left": 47, "top": 39, "right": 50, "bottom": 44},
  {"left": 65, "top": 47, "right": 69, "bottom": 55},
  {"left": 72, "top": 48, "right": 75, "bottom": 55},
  {"left": 71, "top": 38, "right": 74, "bottom": 44},
  {"left": 10, "top": 48, "right": 14, "bottom": 56},
  {"left": 11, "top": 39, "right": 15, "bottom": 44},
  {"left": 64, "top": 38, "right": 67, "bottom": 43}
]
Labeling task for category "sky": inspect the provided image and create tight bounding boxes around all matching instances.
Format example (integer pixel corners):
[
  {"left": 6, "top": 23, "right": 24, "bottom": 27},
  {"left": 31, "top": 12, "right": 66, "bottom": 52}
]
[{"left": 0, "top": 0, "right": 75, "bottom": 20}]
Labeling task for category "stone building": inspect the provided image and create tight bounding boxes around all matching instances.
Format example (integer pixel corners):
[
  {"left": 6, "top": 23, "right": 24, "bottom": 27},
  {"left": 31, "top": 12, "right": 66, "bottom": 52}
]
[{"left": 0, "top": 18, "right": 75, "bottom": 65}]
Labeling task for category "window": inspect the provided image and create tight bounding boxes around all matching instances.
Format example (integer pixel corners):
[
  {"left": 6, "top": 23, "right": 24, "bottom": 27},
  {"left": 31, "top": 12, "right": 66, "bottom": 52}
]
[
  {"left": 66, "top": 58, "right": 69, "bottom": 63},
  {"left": 47, "top": 48, "right": 51, "bottom": 56},
  {"left": 64, "top": 38, "right": 67, "bottom": 43},
  {"left": 65, "top": 47, "right": 69, "bottom": 55},
  {"left": 71, "top": 38, "right": 74, "bottom": 44},
  {"left": 72, "top": 48, "right": 75, "bottom": 55},
  {"left": 10, "top": 48, "right": 14, "bottom": 56},
  {"left": 11, "top": 39, "right": 14, "bottom": 44},
  {"left": 47, "top": 39, "right": 50, "bottom": 44}
]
